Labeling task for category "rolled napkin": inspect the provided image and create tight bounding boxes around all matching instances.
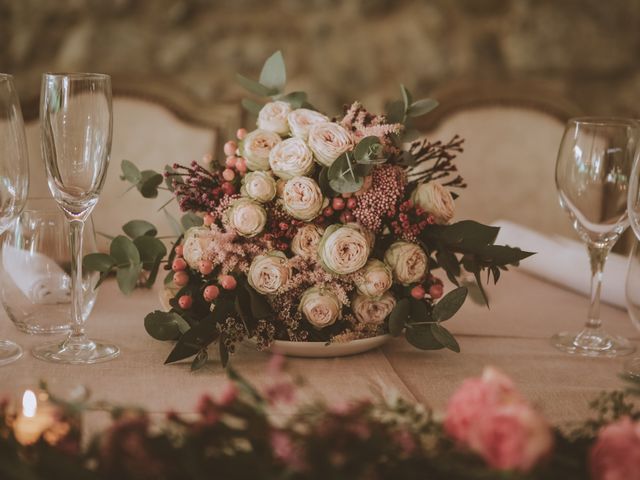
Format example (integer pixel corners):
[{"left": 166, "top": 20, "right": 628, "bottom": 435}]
[
  {"left": 2, "top": 245, "right": 71, "bottom": 304},
  {"left": 492, "top": 220, "right": 627, "bottom": 309}
]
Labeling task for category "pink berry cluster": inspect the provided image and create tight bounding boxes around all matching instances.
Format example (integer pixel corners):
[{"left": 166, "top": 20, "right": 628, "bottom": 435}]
[
  {"left": 390, "top": 200, "right": 436, "bottom": 242},
  {"left": 221, "top": 128, "right": 249, "bottom": 180},
  {"left": 410, "top": 275, "right": 444, "bottom": 301},
  {"left": 316, "top": 194, "right": 359, "bottom": 227}
]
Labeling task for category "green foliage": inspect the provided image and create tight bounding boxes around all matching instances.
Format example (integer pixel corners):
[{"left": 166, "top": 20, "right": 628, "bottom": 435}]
[
  {"left": 122, "top": 219, "right": 157, "bottom": 238},
  {"left": 386, "top": 84, "right": 439, "bottom": 126},
  {"left": 120, "top": 160, "right": 164, "bottom": 198},
  {"left": 110, "top": 236, "right": 142, "bottom": 295},
  {"left": 328, "top": 152, "right": 366, "bottom": 193},
  {"left": 259, "top": 51, "right": 286, "bottom": 92},
  {"left": 144, "top": 310, "right": 190, "bottom": 341}
]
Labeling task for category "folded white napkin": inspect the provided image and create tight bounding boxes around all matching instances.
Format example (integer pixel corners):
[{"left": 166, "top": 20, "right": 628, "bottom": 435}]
[
  {"left": 492, "top": 220, "right": 627, "bottom": 309},
  {"left": 2, "top": 245, "right": 71, "bottom": 304}
]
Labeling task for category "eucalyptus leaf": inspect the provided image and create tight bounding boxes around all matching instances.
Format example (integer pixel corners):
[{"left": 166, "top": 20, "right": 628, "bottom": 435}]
[
  {"left": 432, "top": 287, "right": 468, "bottom": 322},
  {"left": 137, "top": 170, "right": 163, "bottom": 198},
  {"left": 123, "top": 220, "right": 157, "bottom": 239},
  {"left": 144, "top": 310, "right": 190, "bottom": 341},
  {"left": 83, "top": 253, "right": 115, "bottom": 272},
  {"left": 236, "top": 73, "right": 276, "bottom": 97},
  {"left": 191, "top": 349, "right": 209, "bottom": 371},
  {"left": 385, "top": 99, "right": 405, "bottom": 124},
  {"left": 409, "top": 298, "right": 429, "bottom": 322},
  {"left": 400, "top": 84, "right": 412, "bottom": 111},
  {"left": 276, "top": 91, "right": 307, "bottom": 108},
  {"left": 406, "top": 324, "right": 443, "bottom": 350},
  {"left": 241, "top": 98, "right": 264, "bottom": 116},
  {"left": 181, "top": 212, "right": 204, "bottom": 230},
  {"left": 164, "top": 209, "right": 184, "bottom": 236},
  {"left": 259, "top": 50, "right": 286, "bottom": 92},
  {"left": 407, "top": 98, "right": 439, "bottom": 117},
  {"left": 134, "top": 235, "right": 167, "bottom": 286},
  {"left": 120, "top": 160, "right": 141, "bottom": 184},
  {"left": 110, "top": 235, "right": 142, "bottom": 295},
  {"left": 328, "top": 153, "right": 364, "bottom": 193},
  {"left": 389, "top": 298, "right": 410, "bottom": 336},
  {"left": 430, "top": 324, "right": 460, "bottom": 352}
]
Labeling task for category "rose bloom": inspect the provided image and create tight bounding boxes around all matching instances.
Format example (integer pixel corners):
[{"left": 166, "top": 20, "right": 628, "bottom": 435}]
[
  {"left": 248, "top": 252, "right": 291, "bottom": 295},
  {"left": 291, "top": 224, "right": 324, "bottom": 259},
  {"left": 384, "top": 241, "right": 428, "bottom": 285},
  {"left": 411, "top": 182, "right": 455, "bottom": 224},
  {"left": 225, "top": 198, "right": 267, "bottom": 237},
  {"left": 590, "top": 416, "right": 640, "bottom": 480},
  {"left": 181, "top": 227, "right": 214, "bottom": 269},
  {"left": 257, "top": 101, "right": 291, "bottom": 135},
  {"left": 307, "top": 122, "right": 354, "bottom": 167},
  {"left": 351, "top": 291, "right": 396, "bottom": 325},
  {"left": 282, "top": 176, "right": 324, "bottom": 221},
  {"left": 242, "top": 129, "right": 282, "bottom": 171},
  {"left": 241, "top": 171, "right": 277, "bottom": 203},
  {"left": 299, "top": 286, "right": 342, "bottom": 329},
  {"left": 354, "top": 259, "right": 393, "bottom": 298},
  {"left": 318, "top": 224, "right": 370, "bottom": 275},
  {"left": 269, "top": 137, "right": 315, "bottom": 179},
  {"left": 287, "top": 108, "right": 329, "bottom": 141}
]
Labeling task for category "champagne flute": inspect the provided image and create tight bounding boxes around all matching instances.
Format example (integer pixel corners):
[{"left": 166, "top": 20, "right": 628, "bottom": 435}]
[
  {"left": 553, "top": 117, "right": 638, "bottom": 357},
  {"left": 624, "top": 146, "right": 640, "bottom": 377},
  {"left": 32, "top": 73, "right": 119, "bottom": 364},
  {"left": 0, "top": 74, "right": 29, "bottom": 366}
]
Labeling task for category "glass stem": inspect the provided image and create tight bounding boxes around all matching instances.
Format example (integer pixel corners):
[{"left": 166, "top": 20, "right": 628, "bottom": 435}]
[
  {"left": 69, "top": 219, "right": 85, "bottom": 340},
  {"left": 586, "top": 244, "right": 608, "bottom": 330}
]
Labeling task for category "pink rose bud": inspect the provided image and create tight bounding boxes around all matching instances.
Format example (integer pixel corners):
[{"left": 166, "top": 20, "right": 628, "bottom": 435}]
[
  {"left": 223, "top": 141, "right": 237, "bottom": 157},
  {"left": 225, "top": 156, "right": 237, "bottom": 168},
  {"left": 199, "top": 260, "right": 214, "bottom": 275},
  {"left": 203, "top": 285, "right": 220, "bottom": 302},
  {"left": 410, "top": 285, "right": 426, "bottom": 299},
  {"left": 429, "top": 284, "right": 444, "bottom": 299},
  {"left": 219, "top": 275, "right": 237, "bottom": 290},
  {"left": 203, "top": 214, "right": 214, "bottom": 226},
  {"left": 172, "top": 258, "right": 187, "bottom": 272},
  {"left": 178, "top": 295, "right": 192, "bottom": 309},
  {"left": 590, "top": 417, "right": 640, "bottom": 480},
  {"left": 236, "top": 128, "right": 248, "bottom": 140},
  {"left": 174, "top": 245, "right": 184, "bottom": 257},
  {"left": 222, "top": 168, "right": 236, "bottom": 182},
  {"left": 173, "top": 271, "right": 189, "bottom": 287}
]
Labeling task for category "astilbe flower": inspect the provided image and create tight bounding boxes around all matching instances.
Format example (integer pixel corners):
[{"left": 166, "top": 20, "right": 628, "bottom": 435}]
[
  {"left": 341, "top": 101, "right": 403, "bottom": 148},
  {"left": 168, "top": 161, "right": 232, "bottom": 213},
  {"left": 352, "top": 164, "right": 406, "bottom": 233},
  {"left": 200, "top": 225, "right": 269, "bottom": 275}
]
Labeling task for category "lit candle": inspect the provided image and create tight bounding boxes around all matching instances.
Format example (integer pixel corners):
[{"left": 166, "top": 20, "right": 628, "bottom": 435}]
[{"left": 13, "top": 389, "right": 56, "bottom": 446}]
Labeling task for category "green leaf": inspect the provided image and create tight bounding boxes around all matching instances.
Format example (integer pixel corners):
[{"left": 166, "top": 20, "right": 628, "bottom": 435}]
[
  {"left": 354, "top": 136, "right": 385, "bottom": 164},
  {"left": 400, "top": 84, "right": 412, "bottom": 111},
  {"left": 436, "top": 249, "right": 461, "bottom": 285},
  {"left": 191, "top": 349, "right": 208, "bottom": 371},
  {"left": 328, "top": 153, "right": 364, "bottom": 194},
  {"left": 219, "top": 338, "right": 229, "bottom": 368},
  {"left": 385, "top": 99, "right": 405, "bottom": 124},
  {"left": 389, "top": 298, "right": 410, "bottom": 336},
  {"left": 409, "top": 298, "right": 429, "bottom": 322},
  {"left": 241, "top": 98, "right": 264, "bottom": 115},
  {"left": 110, "top": 235, "right": 142, "bottom": 295},
  {"left": 164, "top": 209, "right": 184, "bottom": 236},
  {"left": 236, "top": 73, "right": 276, "bottom": 97},
  {"left": 137, "top": 170, "right": 163, "bottom": 198},
  {"left": 82, "top": 253, "right": 115, "bottom": 272},
  {"left": 144, "top": 310, "right": 190, "bottom": 341},
  {"left": 123, "top": 220, "right": 157, "bottom": 238},
  {"left": 275, "top": 91, "right": 307, "bottom": 108},
  {"left": 430, "top": 324, "right": 460, "bottom": 352},
  {"left": 406, "top": 324, "right": 443, "bottom": 350},
  {"left": 432, "top": 287, "right": 468, "bottom": 322},
  {"left": 259, "top": 50, "right": 286, "bottom": 92},
  {"left": 407, "top": 98, "right": 439, "bottom": 117},
  {"left": 397, "top": 151, "right": 416, "bottom": 167},
  {"left": 424, "top": 221, "right": 501, "bottom": 252},
  {"left": 317, "top": 167, "right": 333, "bottom": 197},
  {"left": 474, "top": 245, "right": 535, "bottom": 266},
  {"left": 165, "top": 320, "right": 219, "bottom": 364},
  {"left": 181, "top": 212, "right": 204, "bottom": 230},
  {"left": 244, "top": 282, "right": 273, "bottom": 319},
  {"left": 134, "top": 235, "right": 167, "bottom": 286},
  {"left": 120, "top": 160, "right": 141, "bottom": 184}
]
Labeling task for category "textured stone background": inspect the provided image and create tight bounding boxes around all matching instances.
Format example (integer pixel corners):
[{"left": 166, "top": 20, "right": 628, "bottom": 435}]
[{"left": 1, "top": 0, "right": 639, "bottom": 116}]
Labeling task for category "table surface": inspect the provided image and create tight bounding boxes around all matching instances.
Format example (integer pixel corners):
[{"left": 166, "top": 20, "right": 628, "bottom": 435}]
[{"left": 1, "top": 269, "right": 638, "bottom": 427}]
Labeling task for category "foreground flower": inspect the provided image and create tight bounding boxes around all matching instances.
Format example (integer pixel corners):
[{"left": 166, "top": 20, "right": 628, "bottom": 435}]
[
  {"left": 291, "top": 224, "right": 324, "bottom": 259},
  {"left": 241, "top": 171, "right": 277, "bottom": 203},
  {"left": 287, "top": 108, "right": 329, "bottom": 140},
  {"left": 590, "top": 416, "right": 640, "bottom": 480},
  {"left": 307, "top": 122, "right": 354, "bottom": 167},
  {"left": 411, "top": 182, "right": 455, "bottom": 224},
  {"left": 181, "top": 227, "right": 214, "bottom": 269},
  {"left": 242, "top": 129, "right": 282, "bottom": 171},
  {"left": 282, "top": 176, "right": 324, "bottom": 221},
  {"left": 248, "top": 252, "right": 291, "bottom": 295},
  {"left": 318, "top": 224, "right": 370, "bottom": 275},
  {"left": 352, "top": 291, "right": 396, "bottom": 325},
  {"left": 257, "top": 101, "right": 291, "bottom": 135},
  {"left": 225, "top": 198, "right": 267, "bottom": 237},
  {"left": 354, "top": 259, "right": 393, "bottom": 298},
  {"left": 269, "top": 137, "right": 315, "bottom": 179},
  {"left": 445, "top": 367, "right": 553, "bottom": 473},
  {"left": 299, "top": 286, "right": 342, "bottom": 328},
  {"left": 384, "top": 241, "right": 427, "bottom": 285}
]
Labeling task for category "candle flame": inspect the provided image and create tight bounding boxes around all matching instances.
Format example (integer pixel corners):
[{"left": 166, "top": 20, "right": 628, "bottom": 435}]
[{"left": 22, "top": 390, "right": 37, "bottom": 418}]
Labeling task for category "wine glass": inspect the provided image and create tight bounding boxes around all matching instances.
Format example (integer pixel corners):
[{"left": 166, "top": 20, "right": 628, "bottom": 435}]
[
  {"left": 553, "top": 117, "right": 638, "bottom": 357},
  {"left": 32, "top": 73, "right": 119, "bottom": 364},
  {"left": 0, "top": 74, "right": 29, "bottom": 366}
]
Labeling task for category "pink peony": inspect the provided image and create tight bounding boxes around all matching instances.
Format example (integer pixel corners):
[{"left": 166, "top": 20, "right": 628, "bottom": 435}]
[{"left": 590, "top": 416, "right": 640, "bottom": 480}]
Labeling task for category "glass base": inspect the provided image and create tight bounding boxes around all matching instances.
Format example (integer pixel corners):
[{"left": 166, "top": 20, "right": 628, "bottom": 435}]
[
  {"left": 623, "top": 357, "right": 640, "bottom": 379},
  {"left": 551, "top": 330, "right": 635, "bottom": 357},
  {"left": 0, "top": 340, "right": 22, "bottom": 366},
  {"left": 32, "top": 336, "right": 119, "bottom": 364}
]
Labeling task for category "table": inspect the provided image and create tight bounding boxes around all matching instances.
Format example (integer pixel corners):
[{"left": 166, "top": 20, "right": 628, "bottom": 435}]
[{"left": 1, "top": 269, "right": 638, "bottom": 428}]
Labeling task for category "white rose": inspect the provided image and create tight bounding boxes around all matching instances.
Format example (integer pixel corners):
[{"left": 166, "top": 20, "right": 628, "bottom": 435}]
[
  {"left": 411, "top": 182, "right": 455, "bottom": 224},
  {"left": 241, "top": 171, "right": 277, "bottom": 203},
  {"left": 248, "top": 251, "right": 291, "bottom": 295},
  {"left": 318, "top": 224, "right": 370, "bottom": 275},
  {"left": 354, "top": 259, "right": 393, "bottom": 298},
  {"left": 269, "top": 137, "right": 315, "bottom": 179},
  {"left": 181, "top": 227, "right": 213, "bottom": 269},
  {"left": 225, "top": 198, "right": 267, "bottom": 237},
  {"left": 257, "top": 101, "right": 291, "bottom": 135},
  {"left": 282, "top": 176, "right": 324, "bottom": 221},
  {"left": 307, "top": 122, "right": 354, "bottom": 167},
  {"left": 352, "top": 291, "right": 396, "bottom": 325},
  {"left": 291, "top": 224, "right": 324, "bottom": 259},
  {"left": 242, "top": 129, "right": 282, "bottom": 171},
  {"left": 287, "top": 108, "right": 330, "bottom": 141},
  {"left": 384, "top": 241, "right": 428, "bottom": 285},
  {"left": 299, "top": 286, "right": 342, "bottom": 329}
]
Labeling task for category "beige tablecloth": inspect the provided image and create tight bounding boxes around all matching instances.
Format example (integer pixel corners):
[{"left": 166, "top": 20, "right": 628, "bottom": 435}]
[{"left": 0, "top": 270, "right": 638, "bottom": 427}]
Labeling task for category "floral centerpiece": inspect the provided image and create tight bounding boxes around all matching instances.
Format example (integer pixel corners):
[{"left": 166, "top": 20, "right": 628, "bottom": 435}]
[{"left": 85, "top": 51, "right": 532, "bottom": 370}]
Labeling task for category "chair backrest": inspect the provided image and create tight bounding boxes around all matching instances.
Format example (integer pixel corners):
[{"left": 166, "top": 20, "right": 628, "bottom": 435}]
[
  {"left": 23, "top": 78, "right": 241, "bottom": 250},
  {"left": 412, "top": 82, "right": 581, "bottom": 240}
]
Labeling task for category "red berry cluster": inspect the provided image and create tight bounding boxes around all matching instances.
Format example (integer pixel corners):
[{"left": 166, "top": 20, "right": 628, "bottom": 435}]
[
  {"left": 390, "top": 200, "right": 436, "bottom": 242},
  {"left": 263, "top": 205, "right": 303, "bottom": 251},
  {"left": 169, "top": 161, "right": 236, "bottom": 213},
  {"left": 316, "top": 194, "right": 359, "bottom": 226},
  {"left": 410, "top": 275, "right": 445, "bottom": 301}
]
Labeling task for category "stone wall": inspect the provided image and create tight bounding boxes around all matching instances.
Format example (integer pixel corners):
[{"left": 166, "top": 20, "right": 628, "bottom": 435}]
[{"left": 1, "top": 0, "right": 639, "bottom": 116}]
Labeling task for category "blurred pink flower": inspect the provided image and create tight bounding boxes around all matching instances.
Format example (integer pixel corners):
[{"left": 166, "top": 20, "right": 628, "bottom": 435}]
[
  {"left": 590, "top": 416, "right": 640, "bottom": 480},
  {"left": 265, "top": 380, "right": 295, "bottom": 405},
  {"left": 218, "top": 382, "right": 239, "bottom": 407},
  {"left": 267, "top": 353, "right": 286, "bottom": 376},
  {"left": 271, "top": 430, "right": 306, "bottom": 471}
]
